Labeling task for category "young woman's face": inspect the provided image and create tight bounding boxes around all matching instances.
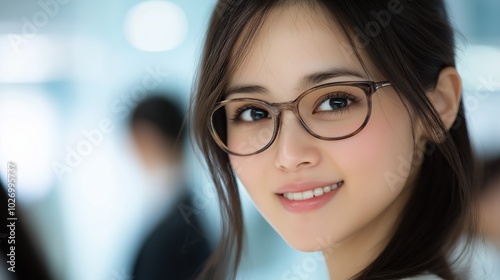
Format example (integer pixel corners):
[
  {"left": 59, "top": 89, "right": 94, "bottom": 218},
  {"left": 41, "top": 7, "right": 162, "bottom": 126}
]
[{"left": 227, "top": 5, "right": 421, "bottom": 252}]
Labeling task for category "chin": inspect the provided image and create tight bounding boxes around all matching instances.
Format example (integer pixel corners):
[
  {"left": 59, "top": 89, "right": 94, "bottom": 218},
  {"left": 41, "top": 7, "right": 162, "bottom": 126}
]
[
  {"left": 284, "top": 241, "right": 320, "bottom": 252},
  {"left": 279, "top": 230, "right": 345, "bottom": 253}
]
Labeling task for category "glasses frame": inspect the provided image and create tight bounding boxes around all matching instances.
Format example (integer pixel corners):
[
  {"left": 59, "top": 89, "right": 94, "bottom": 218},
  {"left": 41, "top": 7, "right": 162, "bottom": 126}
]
[{"left": 209, "top": 81, "right": 392, "bottom": 156}]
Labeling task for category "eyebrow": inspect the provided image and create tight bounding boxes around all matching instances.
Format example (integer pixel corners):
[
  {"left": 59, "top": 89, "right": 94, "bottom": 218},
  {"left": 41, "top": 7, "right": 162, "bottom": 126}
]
[
  {"left": 225, "top": 67, "right": 367, "bottom": 97},
  {"left": 300, "top": 67, "right": 367, "bottom": 89}
]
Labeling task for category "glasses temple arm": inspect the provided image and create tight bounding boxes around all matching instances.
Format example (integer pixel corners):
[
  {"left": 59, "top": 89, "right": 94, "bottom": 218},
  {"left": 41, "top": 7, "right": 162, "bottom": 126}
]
[{"left": 375, "top": 81, "right": 392, "bottom": 90}]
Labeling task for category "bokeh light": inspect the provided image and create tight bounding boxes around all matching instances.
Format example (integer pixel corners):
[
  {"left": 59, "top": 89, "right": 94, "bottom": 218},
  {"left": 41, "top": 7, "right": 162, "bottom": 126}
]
[{"left": 123, "top": 1, "right": 188, "bottom": 52}]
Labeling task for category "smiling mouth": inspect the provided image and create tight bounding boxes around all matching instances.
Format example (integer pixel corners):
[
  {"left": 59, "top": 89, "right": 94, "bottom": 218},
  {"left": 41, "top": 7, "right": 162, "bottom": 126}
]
[{"left": 282, "top": 181, "right": 344, "bottom": 201}]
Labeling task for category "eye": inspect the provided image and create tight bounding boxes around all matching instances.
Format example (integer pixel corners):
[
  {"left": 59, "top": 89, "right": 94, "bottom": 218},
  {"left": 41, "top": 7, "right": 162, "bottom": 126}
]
[
  {"left": 237, "top": 107, "right": 271, "bottom": 122},
  {"left": 315, "top": 94, "right": 353, "bottom": 112}
]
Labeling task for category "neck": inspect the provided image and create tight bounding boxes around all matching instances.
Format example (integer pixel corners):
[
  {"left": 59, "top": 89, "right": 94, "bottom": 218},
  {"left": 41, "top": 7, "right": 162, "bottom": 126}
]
[{"left": 323, "top": 183, "right": 413, "bottom": 280}]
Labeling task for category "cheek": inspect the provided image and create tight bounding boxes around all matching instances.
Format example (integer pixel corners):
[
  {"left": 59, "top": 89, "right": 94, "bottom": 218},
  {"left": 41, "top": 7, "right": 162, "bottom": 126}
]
[
  {"left": 228, "top": 94, "right": 418, "bottom": 252},
  {"left": 229, "top": 155, "right": 261, "bottom": 180},
  {"left": 330, "top": 95, "right": 415, "bottom": 199},
  {"left": 229, "top": 154, "right": 271, "bottom": 203},
  {"left": 229, "top": 154, "right": 277, "bottom": 218}
]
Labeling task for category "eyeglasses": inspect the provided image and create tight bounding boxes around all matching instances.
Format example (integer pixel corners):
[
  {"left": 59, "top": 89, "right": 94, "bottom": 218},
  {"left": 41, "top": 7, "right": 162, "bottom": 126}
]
[{"left": 209, "top": 81, "right": 392, "bottom": 156}]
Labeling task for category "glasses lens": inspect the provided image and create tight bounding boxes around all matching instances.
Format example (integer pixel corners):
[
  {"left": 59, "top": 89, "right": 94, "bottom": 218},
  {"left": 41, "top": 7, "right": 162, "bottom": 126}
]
[
  {"left": 211, "top": 100, "right": 275, "bottom": 155},
  {"left": 298, "top": 85, "right": 369, "bottom": 138}
]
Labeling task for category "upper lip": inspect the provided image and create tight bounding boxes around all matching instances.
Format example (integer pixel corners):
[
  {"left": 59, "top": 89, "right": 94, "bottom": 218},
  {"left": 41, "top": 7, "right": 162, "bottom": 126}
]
[{"left": 276, "top": 180, "right": 343, "bottom": 194}]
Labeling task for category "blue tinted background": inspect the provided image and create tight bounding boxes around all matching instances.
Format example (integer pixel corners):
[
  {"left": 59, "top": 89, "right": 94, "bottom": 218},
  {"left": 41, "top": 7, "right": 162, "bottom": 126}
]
[{"left": 0, "top": 1, "right": 498, "bottom": 279}]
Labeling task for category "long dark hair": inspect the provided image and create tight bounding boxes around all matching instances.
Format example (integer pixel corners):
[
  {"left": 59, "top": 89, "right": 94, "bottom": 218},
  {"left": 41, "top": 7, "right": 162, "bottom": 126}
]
[{"left": 192, "top": 1, "right": 478, "bottom": 279}]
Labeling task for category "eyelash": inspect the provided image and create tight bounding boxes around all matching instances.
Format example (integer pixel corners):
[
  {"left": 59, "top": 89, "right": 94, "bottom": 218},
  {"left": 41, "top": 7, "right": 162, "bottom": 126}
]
[
  {"left": 230, "top": 105, "right": 267, "bottom": 124},
  {"left": 313, "top": 92, "right": 361, "bottom": 113},
  {"left": 227, "top": 91, "right": 361, "bottom": 124}
]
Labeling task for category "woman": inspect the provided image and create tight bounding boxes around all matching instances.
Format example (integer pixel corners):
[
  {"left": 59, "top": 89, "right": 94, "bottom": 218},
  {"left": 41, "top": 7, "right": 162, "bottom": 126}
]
[{"left": 192, "top": 1, "right": 478, "bottom": 279}]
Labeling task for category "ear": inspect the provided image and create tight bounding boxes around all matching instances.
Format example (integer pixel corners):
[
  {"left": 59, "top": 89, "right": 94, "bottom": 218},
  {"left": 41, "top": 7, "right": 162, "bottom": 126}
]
[{"left": 426, "top": 66, "right": 462, "bottom": 131}]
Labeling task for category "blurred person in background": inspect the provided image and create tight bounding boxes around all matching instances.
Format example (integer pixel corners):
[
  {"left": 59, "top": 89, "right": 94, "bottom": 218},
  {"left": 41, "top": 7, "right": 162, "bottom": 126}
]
[
  {"left": 479, "top": 156, "right": 500, "bottom": 246},
  {"left": 129, "top": 95, "right": 212, "bottom": 279},
  {"left": 461, "top": 155, "right": 500, "bottom": 279}
]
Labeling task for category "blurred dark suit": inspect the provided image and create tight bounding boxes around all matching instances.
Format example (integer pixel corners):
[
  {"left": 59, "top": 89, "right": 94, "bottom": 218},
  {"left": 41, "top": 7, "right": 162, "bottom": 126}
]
[
  {"left": 132, "top": 188, "right": 212, "bottom": 280},
  {"left": 130, "top": 95, "right": 212, "bottom": 280}
]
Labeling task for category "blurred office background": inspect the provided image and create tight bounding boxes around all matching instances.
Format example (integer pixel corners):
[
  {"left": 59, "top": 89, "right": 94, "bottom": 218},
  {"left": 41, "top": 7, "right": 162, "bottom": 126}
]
[{"left": 0, "top": 0, "right": 498, "bottom": 279}]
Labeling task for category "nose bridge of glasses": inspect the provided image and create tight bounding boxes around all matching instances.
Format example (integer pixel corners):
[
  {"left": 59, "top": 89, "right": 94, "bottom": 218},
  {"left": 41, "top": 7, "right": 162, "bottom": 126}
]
[
  {"left": 271, "top": 100, "right": 300, "bottom": 117},
  {"left": 271, "top": 100, "right": 307, "bottom": 138}
]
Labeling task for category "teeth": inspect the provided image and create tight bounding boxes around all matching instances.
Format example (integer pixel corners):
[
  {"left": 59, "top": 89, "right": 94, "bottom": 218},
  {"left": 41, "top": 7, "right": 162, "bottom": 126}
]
[
  {"left": 313, "top": 187, "right": 324, "bottom": 196},
  {"left": 283, "top": 182, "right": 342, "bottom": 201},
  {"left": 293, "top": 192, "right": 303, "bottom": 200},
  {"left": 302, "top": 190, "right": 314, "bottom": 200}
]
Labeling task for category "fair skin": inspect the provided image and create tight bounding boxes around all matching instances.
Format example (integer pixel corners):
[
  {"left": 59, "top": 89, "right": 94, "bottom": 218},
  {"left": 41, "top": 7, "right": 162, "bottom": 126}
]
[
  {"left": 226, "top": 5, "right": 461, "bottom": 279},
  {"left": 131, "top": 121, "right": 181, "bottom": 170}
]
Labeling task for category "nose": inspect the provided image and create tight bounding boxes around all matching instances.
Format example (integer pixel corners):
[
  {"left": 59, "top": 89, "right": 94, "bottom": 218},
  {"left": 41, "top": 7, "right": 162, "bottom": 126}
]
[{"left": 273, "top": 111, "right": 321, "bottom": 171}]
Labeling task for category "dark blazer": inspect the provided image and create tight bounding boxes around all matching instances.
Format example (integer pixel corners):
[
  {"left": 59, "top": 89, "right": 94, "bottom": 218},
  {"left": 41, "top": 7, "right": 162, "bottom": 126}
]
[{"left": 132, "top": 189, "right": 212, "bottom": 280}]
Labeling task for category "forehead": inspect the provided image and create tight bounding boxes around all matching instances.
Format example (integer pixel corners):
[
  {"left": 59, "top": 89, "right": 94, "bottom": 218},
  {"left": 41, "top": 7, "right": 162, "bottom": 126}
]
[{"left": 228, "top": 4, "right": 377, "bottom": 95}]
